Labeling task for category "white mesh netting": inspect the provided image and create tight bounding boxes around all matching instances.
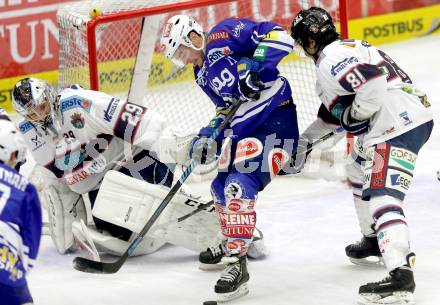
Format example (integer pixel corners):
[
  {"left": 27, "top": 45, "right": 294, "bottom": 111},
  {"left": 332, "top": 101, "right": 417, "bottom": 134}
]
[{"left": 57, "top": 0, "right": 343, "bottom": 137}]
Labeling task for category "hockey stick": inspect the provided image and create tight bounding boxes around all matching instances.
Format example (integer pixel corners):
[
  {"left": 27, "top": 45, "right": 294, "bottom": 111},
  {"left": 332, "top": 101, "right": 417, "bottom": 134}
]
[
  {"left": 73, "top": 98, "right": 245, "bottom": 274},
  {"left": 149, "top": 199, "right": 214, "bottom": 234},
  {"left": 306, "top": 127, "right": 345, "bottom": 153},
  {"left": 283, "top": 126, "right": 345, "bottom": 174}
]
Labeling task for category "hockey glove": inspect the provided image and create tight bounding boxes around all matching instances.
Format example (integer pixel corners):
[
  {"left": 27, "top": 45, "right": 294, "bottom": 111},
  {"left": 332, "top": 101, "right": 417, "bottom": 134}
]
[
  {"left": 237, "top": 58, "right": 264, "bottom": 101},
  {"left": 189, "top": 117, "right": 224, "bottom": 165},
  {"left": 340, "top": 105, "right": 369, "bottom": 136},
  {"left": 281, "top": 137, "right": 313, "bottom": 175}
]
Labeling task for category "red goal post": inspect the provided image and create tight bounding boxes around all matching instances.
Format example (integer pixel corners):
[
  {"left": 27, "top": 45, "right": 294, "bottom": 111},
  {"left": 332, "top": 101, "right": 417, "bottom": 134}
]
[{"left": 57, "top": 0, "right": 350, "bottom": 156}]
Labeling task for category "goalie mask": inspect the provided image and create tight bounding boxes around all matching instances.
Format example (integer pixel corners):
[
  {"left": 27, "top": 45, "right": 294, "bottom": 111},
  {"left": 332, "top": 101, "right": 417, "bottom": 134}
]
[
  {"left": 0, "top": 120, "right": 27, "bottom": 166},
  {"left": 12, "top": 78, "right": 59, "bottom": 129},
  {"left": 290, "top": 7, "right": 339, "bottom": 57},
  {"left": 160, "top": 14, "right": 205, "bottom": 67}
]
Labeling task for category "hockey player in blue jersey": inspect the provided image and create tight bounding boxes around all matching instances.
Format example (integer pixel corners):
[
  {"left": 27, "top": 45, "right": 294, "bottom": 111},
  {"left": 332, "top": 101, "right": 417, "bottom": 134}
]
[
  {"left": 0, "top": 117, "right": 42, "bottom": 305},
  {"left": 161, "top": 15, "right": 299, "bottom": 301}
]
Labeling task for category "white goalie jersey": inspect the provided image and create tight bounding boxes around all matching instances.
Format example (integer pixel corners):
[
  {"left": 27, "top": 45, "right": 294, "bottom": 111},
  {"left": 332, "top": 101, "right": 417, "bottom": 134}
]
[
  {"left": 18, "top": 86, "right": 184, "bottom": 194},
  {"left": 306, "top": 39, "right": 432, "bottom": 147}
]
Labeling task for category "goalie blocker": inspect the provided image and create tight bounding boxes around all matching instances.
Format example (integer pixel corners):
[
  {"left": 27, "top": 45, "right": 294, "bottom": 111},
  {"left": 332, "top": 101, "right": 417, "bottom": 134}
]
[{"left": 74, "top": 171, "right": 267, "bottom": 258}]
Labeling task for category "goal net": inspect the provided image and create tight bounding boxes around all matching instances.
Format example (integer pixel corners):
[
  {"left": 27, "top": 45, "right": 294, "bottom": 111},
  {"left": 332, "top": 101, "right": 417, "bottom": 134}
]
[{"left": 57, "top": 0, "right": 349, "bottom": 178}]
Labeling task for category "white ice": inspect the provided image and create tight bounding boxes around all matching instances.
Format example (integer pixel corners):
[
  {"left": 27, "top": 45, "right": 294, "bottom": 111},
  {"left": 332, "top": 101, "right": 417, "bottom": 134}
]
[{"left": 28, "top": 34, "right": 440, "bottom": 305}]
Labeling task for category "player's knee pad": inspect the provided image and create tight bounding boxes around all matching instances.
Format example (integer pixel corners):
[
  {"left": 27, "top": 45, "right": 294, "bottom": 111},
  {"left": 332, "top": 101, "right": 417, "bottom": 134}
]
[
  {"left": 369, "top": 195, "right": 410, "bottom": 270},
  {"left": 44, "top": 184, "right": 87, "bottom": 254},
  {"left": 362, "top": 143, "right": 417, "bottom": 201}
]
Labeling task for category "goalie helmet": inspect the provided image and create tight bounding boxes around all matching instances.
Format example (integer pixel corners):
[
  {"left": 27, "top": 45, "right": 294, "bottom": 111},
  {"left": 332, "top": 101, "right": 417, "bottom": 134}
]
[
  {"left": 290, "top": 7, "right": 339, "bottom": 56},
  {"left": 0, "top": 120, "right": 27, "bottom": 166},
  {"left": 160, "top": 14, "right": 204, "bottom": 67},
  {"left": 12, "top": 78, "right": 58, "bottom": 128}
]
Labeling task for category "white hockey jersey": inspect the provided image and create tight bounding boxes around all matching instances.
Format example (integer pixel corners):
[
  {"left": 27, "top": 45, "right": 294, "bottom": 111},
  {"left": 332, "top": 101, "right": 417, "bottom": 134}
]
[
  {"left": 18, "top": 86, "right": 181, "bottom": 194},
  {"left": 309, "top": 39, "right": 432, "bottom": 147}
]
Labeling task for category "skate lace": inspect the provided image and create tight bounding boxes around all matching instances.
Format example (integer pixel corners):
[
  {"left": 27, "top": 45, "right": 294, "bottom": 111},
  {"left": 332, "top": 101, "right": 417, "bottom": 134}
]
[
  {"left": 219, "top": 263, "right": 240, "bottom": 283},
  {"left": 369, "top": 270, "right": 396, "bottom": 285},
  {"left": 209, "top": 244, "right": 224, "bottom": 258}
]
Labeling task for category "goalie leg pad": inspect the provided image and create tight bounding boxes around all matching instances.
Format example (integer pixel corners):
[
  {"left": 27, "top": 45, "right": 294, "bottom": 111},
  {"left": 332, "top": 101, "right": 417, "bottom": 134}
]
[
  {"left": 92, "top": 170, "right": 221, "bottom": 253},
  {"left": 44, "top": 185, "right": 87, "bottom": 254},
  {"left": 74, "top": 223, "right": 164, "bottom": 256}
]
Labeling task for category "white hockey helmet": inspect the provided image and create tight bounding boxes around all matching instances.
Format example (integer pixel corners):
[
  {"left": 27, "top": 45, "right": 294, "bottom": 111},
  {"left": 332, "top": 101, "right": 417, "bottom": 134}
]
[
  {"left": 160, "top": 14, "right": 204, "bottom": 67},
  {"left": 12, "top": 78, "right": 58, "bottom": 127},
  {"left": 0, "top": 120, "right": 27, "bottom": 166}
]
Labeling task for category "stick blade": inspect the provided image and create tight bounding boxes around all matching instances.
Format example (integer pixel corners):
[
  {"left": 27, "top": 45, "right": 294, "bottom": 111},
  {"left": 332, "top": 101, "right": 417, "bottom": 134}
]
[{"left": 73, "top": 257, "right": 116, "bottom": 274}]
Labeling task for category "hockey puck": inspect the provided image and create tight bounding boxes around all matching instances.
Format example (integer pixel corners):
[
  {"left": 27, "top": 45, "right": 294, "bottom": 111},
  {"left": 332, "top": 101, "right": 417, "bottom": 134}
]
[{"left": 203, "top": 301, "right": 217, "bottom": 305}]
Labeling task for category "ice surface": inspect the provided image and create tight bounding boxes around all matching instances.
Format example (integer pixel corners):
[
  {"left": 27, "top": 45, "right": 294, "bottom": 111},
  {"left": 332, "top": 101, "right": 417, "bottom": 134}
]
[{"left": 28, "top": 35, "right": 440, "bottom": 305}]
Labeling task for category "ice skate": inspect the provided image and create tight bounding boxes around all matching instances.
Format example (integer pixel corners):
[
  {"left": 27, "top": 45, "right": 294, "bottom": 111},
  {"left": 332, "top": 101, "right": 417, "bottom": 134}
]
[
  {"left": 358, "top": 253, "right": 416, "bottom": 305},
  {"left": 215, "top": 255, "right": 250, "bottom": 302},
  {"left": 346, "top": 236, "right": 383, "bottom": 267}
]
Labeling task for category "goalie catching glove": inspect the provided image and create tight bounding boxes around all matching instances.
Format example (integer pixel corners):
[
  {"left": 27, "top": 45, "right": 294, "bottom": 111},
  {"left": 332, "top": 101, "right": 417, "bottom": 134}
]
[{"left": 237, "top": 58, "right": 264, "bottom": 101}]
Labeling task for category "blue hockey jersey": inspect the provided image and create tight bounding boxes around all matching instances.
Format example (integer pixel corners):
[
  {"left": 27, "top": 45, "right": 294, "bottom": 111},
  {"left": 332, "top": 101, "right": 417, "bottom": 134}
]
[
  {"left": 194, "top": 17, "right": 294, "bottom": 138},
  {"left": 0, "top": 163, "right": 41, "bottom": 287}
]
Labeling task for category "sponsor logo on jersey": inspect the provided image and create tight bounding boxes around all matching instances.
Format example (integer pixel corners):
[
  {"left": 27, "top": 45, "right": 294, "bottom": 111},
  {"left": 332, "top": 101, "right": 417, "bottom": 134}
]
[
  {"left": 390, "top": 148, "right": 416, "bottom": 169},
  {"left": 227, "top": 239, "right": 247, "bottom": 253},
  {"left": 361, "top": 40, "right": 372, "bottom": 47},
  {"left": 19, "top": 120, "right": 33, "bottom": 134},
  {"left": 268, "top": 148, "right": 290, "bottom": 178},
  {"left": 70, "top": 113, "right": 85, "bottom": 129},
  {"left": 364, "top": 19, "right": 423, "bottom": 39},
  {"left": 222, "top": 212, "right": 256, "bottom": 227},
  {"left": 225, "top": 182, "right": 243, "bottom": 199},
  {"left": 162, "top": 22, "right": 173, "bottom": 38},
  {"left": 390, "top": 174, "right": 410, "bottom": 190},
  {"left": 65, "top": 169, "right": 90, "bottom": 185},
  {"left": 207, "top": 31, "right": 230, "bottom": 43},
  {"left": 399, "top": 111, "right": 413, "bottom": 126},
  {"left": 232, "top": 21, "right": 245, "bottom": 37},
  {"left": 103, "top": 98, "right": 120, "bottom": 122},
  {"left": 60, "top": 96, "right": 92, "bottom": 113},
  {"left": 228, "top": 200, "right": 242, "bottom": 212},
  {"left": 331, "top": 57, "right": 359, "bottom": 76},
  {"left": 253, "top": 45, "right": 268, "bottom": 62},
  {"left": 0, "top": 245, "right": 24, "bottom": 281},
  {"left": 371, "top": 144, "right": 389, "bottom": 189},
  {"left": 207, "top": 46, "right": 233, "bottom": 66},
  {"left": 31, "top": 134, "right": 46, "bottom": 151},
  {"left": 234, "top": 138, "right": 263, "bottom": 164},
  {"left": 55, "top": 148, "right": 87, "bottom": 171}
]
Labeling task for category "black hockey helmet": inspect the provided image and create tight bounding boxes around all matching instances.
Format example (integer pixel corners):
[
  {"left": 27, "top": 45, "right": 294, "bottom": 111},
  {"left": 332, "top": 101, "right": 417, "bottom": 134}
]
[{"left": 290, "top": 7, "right": 339, "bottom": 54}]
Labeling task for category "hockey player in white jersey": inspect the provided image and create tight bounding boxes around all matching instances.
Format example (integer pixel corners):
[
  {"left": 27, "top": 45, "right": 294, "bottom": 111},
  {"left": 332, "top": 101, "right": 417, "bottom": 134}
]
[
  {"left": 290, "top": 7, "right": 433, "bottom": 305},
  {"left": 11, "top": 78, "right": 266, "bottom": 262},
  {"left": 0, "top": 117, "right": 42, "bottom": 305}
]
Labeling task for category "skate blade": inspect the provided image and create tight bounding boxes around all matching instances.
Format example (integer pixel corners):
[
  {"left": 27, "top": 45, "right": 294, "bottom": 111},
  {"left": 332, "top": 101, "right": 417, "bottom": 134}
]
[
  {"left": 350, "top": 256, "right": 384, "bottom": 268},
  {"left": 358, "top": 291, "right": 415, "bottom": 305},
  {"left": 217, "top": 283, "right": 249, "bottom": 303},
  {"left": 199, "top": 262, "right": 226, "bottom": 271}
]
